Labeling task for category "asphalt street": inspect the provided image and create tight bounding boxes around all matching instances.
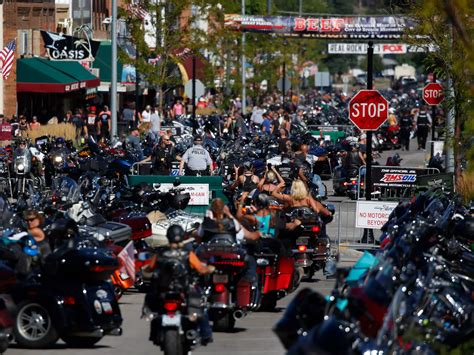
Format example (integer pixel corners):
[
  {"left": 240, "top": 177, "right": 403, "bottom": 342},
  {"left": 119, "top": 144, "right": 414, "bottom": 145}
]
[{"left": 7, "top": 146, "right": 426, "bottom": 355}]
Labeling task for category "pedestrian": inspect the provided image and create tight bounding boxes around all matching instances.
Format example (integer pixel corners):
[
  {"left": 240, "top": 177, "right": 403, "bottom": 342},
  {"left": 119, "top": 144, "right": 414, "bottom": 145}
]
[
  {"left": 141, "top": 105, "right": 152, "bottom": 124},
  {"left": 72, "top": 109, "right": 85, "bottom": 144},
  {"left": 172, "top": 99, "right": 186, "bottom": 118},
  {"left": 149, "top": 106, "right": 160, "bottom": 142},
  {"left": 122, "top": 103, "right": 136, "bottom": 130},
  {"left": 29, "top": 116, "right": 41, "bottom": 130},
  {"left": 84, "top": 106, "right": 98, "bottom": 141},
  {"left": 415, "top": 105, "right": 431, "bottom": 151},
  {"left": 141, "top": 135, "right": 176, "bottom": 175},
  {"left": 261, "top": 113, "right": 271, "bottom": 134},
  {"left": 18, "top": 115, "right": 29, "bottom": 137},
  {"left": 126, "top": 126, "right": 144, "bottom": 161},
  {"left": 63, "top": 110, "right": 74, "bottom": 124},
  {"left": 0, "top": 115, "right": 12, "bottom": 148},
  {"left": 97, "top": 105, "right": 112, "bottom": 140},
  {"left": 399, "top": 109, "right": 413, "bottom": 151},
  {"left": 179, "top": 136, "right": 213, "bottom": 176},
  {"left": 251, "top": 104, "right": 264, "bottom": 126}
]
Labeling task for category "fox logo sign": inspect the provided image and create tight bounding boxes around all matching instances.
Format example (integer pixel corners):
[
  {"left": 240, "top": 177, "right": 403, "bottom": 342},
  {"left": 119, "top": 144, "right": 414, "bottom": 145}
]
[{"left": 381, "top": 174, "right": 417, "bottom": 183}]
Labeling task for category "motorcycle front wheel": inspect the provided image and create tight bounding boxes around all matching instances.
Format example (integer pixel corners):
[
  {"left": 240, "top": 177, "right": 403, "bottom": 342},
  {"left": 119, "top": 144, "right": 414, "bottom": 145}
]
[{"left": 163, "top": 329, "right": 184, "bottom": 355}]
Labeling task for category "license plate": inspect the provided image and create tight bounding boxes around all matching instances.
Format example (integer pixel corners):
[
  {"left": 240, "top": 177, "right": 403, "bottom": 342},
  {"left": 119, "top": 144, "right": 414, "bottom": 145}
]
[
  {"left": 162, "top": 314, "right": 181, "bottom": 327},
  {"left": 101, "top": 302, "right": 113, "bottom": 314},
  {"left": 296, "top": 237, "right": 309, "bottom": 246},
  {"left": 213, "top": 274, "right": 229, "bottom": 283}
]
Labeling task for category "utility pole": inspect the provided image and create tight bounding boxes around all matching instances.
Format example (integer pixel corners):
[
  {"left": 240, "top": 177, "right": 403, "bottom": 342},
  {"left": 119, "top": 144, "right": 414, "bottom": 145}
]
[
  {"left": 110, "top": 0, "right": 118, "bottom": 138},
  {"left": 430, "top": 72, "right": 437, "bottom": 158},
  {"left": 241, "top": 0, "right": 246, "bottom": 116},
  {"left": 192, "top": 54, "right": 196, "bottom": 120}
]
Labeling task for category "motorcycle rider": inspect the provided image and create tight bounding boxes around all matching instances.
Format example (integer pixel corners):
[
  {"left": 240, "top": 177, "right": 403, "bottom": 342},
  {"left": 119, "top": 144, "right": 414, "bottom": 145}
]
[
  {"left": 13, "top": 138, "right": 32, "bottom": 173},
  {"left": 146, "top": 225, "right": 215, "bottom": 345},
  {"left": 231, "top": 162, "right": 260, "bottom": 192},
  {"left": 126, "top": 126, "right": 144, "bottom": 161},
  {"left": 272, "top": 180, "right": 332, "bottom": 218},
  {"left": 258, "top": 165, "right": 285, "bottom": 196},
  {"left": 294, "top": 144, "right": 327, "bottom": 199},
  {"left": 179, "top": 136, "right": 213, "bottom": 176},
  {"left": 197, "top": 198, "right": 261, "bottom": 306}
]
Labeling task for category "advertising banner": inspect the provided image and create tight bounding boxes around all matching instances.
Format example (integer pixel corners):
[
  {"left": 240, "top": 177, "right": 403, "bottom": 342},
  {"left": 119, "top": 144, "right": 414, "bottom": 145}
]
[
  {"left": 224, "top": 15, "right": 414, "bottom": 39},
  {"left": 356, "top": 201, "right": 398, "bottom": 229},
  {"left": 371, "top": 166, "right": 434, "bottom": 188},
  {"left": 328, "top": 43, "right": 433, "bottom": 54},
  {"left": 41, "top": 31, "right": 101, "bottom": 61}
]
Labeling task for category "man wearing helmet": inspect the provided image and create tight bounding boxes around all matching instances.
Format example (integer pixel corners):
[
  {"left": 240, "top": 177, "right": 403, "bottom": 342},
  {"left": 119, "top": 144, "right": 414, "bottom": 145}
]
[
  {"left": 179, "top": 136, "right": 213, "bottom": 176},
  {"left": 147, "top": 225, "right": 215, "bottom": 345}
]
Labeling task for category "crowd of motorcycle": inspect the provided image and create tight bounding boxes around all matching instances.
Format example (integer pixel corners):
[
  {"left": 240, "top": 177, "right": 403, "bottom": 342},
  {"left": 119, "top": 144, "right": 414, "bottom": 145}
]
[
  {"left": 0, "top": 89, "right": 467, "bottom": 355},
  {"left": 274, "top": 190, "right": 474, "bottom": 354}
]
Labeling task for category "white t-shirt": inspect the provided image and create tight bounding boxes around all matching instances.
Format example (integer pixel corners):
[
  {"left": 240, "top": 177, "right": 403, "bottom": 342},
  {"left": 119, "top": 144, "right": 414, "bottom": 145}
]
[
  {"left": 142, "top": 110, "right": 151, "bottom": 122},
  {"left": 150, "top": 112, "right": 160, "bottom": 132}
]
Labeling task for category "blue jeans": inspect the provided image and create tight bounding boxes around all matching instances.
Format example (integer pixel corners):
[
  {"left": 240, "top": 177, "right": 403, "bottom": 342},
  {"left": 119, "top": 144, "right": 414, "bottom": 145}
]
[
  {"left": 311, "top": 174, "right": 326, "bottom": 198},
  {"left": 198, "top": 310, "right": 212, "bottom": 340}
]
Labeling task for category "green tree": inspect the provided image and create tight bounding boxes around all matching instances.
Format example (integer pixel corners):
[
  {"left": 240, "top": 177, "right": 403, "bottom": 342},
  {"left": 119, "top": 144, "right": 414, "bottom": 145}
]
[{"left": 404, "top": 0, "right": 473, "bottom": 192}]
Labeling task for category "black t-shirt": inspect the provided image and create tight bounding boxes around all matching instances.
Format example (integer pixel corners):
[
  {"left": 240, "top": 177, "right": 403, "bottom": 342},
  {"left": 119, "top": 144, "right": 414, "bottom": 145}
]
[
  {"left": 99, "top": 112, "right": 111, "bottom": 134},
  {"left": 400, "top": 116, "right": 412, "bottom": 129},
  {"left": 85, "top": 114, "right": 98, "bottom": 135},
  {"left": 152, "top": 144, "right": 175, "bottom": 173},
  {"left": 270, "top": 119, "right": 280, "bottom": 132},
  {"left": 278, "top": 137, "right": 289, "bottom": 153}
]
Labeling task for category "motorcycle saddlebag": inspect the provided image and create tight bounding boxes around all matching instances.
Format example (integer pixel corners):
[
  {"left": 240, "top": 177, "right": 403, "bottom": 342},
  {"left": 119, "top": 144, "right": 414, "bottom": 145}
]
[
  {"left": 86, "top": 222, "right": 132, "bottom": 245},
  {"left": 114, "top": 215, "right": 152, "bottom": 241}
]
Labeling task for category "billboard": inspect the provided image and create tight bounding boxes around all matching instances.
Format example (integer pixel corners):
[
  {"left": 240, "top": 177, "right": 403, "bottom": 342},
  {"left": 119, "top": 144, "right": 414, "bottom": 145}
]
[
  {"left": 41, "top": 31, "right": 101, "bottom": 61},
  {"left": 224, "top": 15, "right": 414, "bottom": 39}
]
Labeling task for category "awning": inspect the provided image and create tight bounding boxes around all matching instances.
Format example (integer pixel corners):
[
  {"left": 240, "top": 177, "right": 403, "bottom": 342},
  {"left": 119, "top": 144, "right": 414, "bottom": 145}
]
[
  {"left": 17, "top": 58, "right": 100, "bottom": 93},
  {"left": 90, "top": 41, "right": 123, "bottom": 83}
]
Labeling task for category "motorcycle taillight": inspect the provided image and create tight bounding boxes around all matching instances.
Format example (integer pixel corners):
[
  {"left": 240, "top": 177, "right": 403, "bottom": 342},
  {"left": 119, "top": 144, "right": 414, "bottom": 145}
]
[
  {"left": 214, "top": 284, "right": 226, "bottom": 293},
  {"left": 312, "top": 226, "right": 321, "bottom": 233},
  {"left": 163, "top": 300, "right": 180, "bottom": 312},
  {"left": 298, "top": 245, "right": 307, "bottom": 252}
]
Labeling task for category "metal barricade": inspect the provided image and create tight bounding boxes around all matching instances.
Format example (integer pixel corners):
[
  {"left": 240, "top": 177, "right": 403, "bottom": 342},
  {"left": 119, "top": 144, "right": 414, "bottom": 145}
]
[{"left": 336, "top": 200, "right": 380, "bottom": 253}]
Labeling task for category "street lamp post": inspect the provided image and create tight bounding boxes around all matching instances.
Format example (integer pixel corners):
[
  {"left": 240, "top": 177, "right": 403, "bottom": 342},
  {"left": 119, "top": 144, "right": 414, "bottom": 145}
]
[
  {"left": 110, "top": 0, "right": 118, "bottom": 139},
  {"left": 241, "top": 0, "right": 246, "bottom": 116}
]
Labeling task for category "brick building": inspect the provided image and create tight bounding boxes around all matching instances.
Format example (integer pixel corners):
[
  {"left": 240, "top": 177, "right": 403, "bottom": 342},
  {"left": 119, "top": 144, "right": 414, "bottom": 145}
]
[{"left": 1, "top": 0, "right": 56, "bottom": 116}]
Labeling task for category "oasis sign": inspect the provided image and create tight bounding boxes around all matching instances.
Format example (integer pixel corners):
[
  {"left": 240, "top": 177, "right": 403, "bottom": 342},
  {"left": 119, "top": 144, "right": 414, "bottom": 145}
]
[{"left": 40, "top": 31, "right": 100, "bottom": 61}]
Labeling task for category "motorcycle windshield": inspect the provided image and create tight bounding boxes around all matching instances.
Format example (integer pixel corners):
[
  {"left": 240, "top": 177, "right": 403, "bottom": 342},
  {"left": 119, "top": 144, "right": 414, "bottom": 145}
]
[{"left": 52, "top": 176, "right": 81, "bottom": 203}]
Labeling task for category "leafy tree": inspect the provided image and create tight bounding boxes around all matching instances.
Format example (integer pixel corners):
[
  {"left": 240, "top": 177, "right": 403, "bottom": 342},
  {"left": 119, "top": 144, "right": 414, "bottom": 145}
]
[{"left": 404, "top": 0, "right": 473, "bottom": 190}]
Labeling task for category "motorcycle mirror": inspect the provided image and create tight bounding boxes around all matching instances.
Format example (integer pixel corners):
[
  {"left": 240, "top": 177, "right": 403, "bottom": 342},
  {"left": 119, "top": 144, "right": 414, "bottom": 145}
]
[{"left": 173, "top": 178, "right": 181, "bottom": 187}]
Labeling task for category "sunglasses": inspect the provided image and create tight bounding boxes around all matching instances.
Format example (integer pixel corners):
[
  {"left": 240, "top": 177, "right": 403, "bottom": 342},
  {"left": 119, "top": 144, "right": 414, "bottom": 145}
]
[{"left": 26, "top": 217, "right": 37, "bottom": 222}]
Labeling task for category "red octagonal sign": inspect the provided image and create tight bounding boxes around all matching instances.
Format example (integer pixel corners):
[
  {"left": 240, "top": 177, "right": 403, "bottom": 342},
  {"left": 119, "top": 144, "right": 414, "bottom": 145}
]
[
  {"left": 349, "top": 90, "right": 389, "bottom": 131},
  {"left": 423, "top": 83, "right": 445, "bottom": 106}
]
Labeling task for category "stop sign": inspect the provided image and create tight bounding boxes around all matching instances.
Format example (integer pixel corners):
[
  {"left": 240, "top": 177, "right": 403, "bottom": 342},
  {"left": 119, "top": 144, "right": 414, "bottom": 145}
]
[
  {"left": 349, "top": 90, "right": 389, "bottom": 131},
  {"left": 423, "top": 83, "right": 444, "bottom": 106}
]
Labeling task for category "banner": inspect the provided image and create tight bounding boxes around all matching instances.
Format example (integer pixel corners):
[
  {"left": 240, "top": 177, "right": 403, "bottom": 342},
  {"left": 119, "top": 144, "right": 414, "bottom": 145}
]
[
  {"left": 328, "top": 43, "right": 434, "bottom": 54},
  {"left": 41, "top": 31, "right": 100, "bottom": 61},
  {"left": 371, "top": 166, "right": 434, "bottom": 188},
  {"left": 224, "top": 15, "right": 414, "bottom": 39}
]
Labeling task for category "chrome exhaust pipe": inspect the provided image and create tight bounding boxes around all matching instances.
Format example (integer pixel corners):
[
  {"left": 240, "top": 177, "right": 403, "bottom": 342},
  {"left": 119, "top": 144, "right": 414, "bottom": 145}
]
[
  {"left": 186, "top": 329, "right": 198, "bottom": 340},
  {"left": 277, "top": 290, "right": 287, "bottom": 299},
  {"left": 233, "top": 310, "right": 246, "bottom": 320}
]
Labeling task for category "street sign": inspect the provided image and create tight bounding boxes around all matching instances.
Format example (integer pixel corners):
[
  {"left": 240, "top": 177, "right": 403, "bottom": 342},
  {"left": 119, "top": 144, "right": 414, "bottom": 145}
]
[
  {"left": 349, "top": 90, "right": 389, "bottom": 130},
  {"left": 184, "top": 79, "right": 205, "bottom": 103},
  {"left": 423, "top": 83, "right": 444, "bottom": 106}
]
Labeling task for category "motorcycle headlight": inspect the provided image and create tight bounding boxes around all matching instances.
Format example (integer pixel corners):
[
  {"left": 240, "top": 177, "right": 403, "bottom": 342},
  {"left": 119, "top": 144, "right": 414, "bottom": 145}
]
[
  {"left": 17, "top": 163, "right": 25, "bottom": 171},
  {"left": 54, "top": 156, "right": 63, "bottom": 163}
]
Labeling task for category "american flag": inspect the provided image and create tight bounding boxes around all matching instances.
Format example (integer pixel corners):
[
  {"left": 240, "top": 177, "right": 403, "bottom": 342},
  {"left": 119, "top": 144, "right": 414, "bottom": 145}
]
[
  {"left": 127, "top": 0, "right": 149, "bottom": 21},
  {"left": 118, "top": 241, "right": 136, "bottom": 283},
  {"left": 0, "top": 39, "right": 16, "bottom": 80}
]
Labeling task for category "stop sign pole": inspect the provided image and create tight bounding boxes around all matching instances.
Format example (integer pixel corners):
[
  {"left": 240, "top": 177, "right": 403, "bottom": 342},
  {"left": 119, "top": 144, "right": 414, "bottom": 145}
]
[{"left": 365, "top": 42, "right": 374, "bottom": 202}]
